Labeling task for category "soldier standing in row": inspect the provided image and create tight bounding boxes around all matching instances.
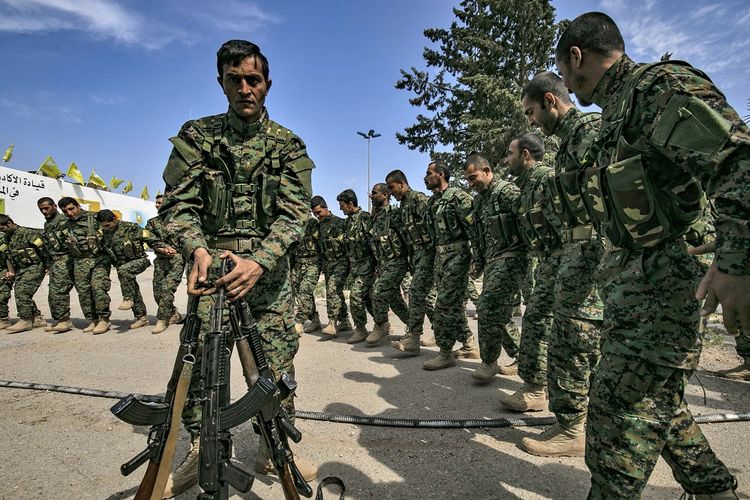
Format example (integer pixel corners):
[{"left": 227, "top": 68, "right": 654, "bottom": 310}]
[
  {"left": 146, "top": 193, "right": 185, "bottom": 334},
  {"left": 97, "top": 209, "right": 151, "bottom": 330},
  {"left": 0, "top": 234, "right": 13, "bottom": 330},
  {"left": 293, "top": 212, "right": 322, "bottom": 334},
  {"left": 337, "top": 189, "right": 376, "bottom": 344}
]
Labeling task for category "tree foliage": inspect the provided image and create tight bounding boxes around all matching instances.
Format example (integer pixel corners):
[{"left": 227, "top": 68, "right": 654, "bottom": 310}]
[{"left": 396, "top": 0, "right": 560, "bottom": 173}]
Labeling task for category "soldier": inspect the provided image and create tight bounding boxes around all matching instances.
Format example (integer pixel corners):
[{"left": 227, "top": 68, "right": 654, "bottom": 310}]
[
  {"left": 293, "top": 214, "right": 322, "bottom": 334},
  {"left": 37, "top": 197, "right": 75, "bottom": 333},
  {"left": 463, "top": 154, "right": 527, "bottom": 381},
  {"left": 159, "top": 40, "right": 317, "bottom": 496},
  {"left": 312, "top": 195, "right": 351, "bottom": 336},
  {"left": 145, "top": 193, "right": 185, "bottom": 334},
  {"left": 0, "top": 234, "right": 13, "bottom": 330},
  {"left": 499, "top": 132, "right": 561, "bottom": 412},
  {"left": 555, "top": 12, "right": 745, "bottom": 497},
  {"left": 716, "top": 335, "right": 750, "bottom": 380},
  {"left": 367, "top": 183, "right": 409, "bottom": 345},
  {"left": 0, "top": 215, "right": 46, "bottom": 333},
  {"left": 337, "top": 189, "right": 375, "bottom": 343},
  {"left": 422, "top": 160, "right": 478, "bottom": 370},
  {"left": 387, "top": 169, "right": 436, "bottom": 355},
  {"left": 96, "top": 210, "right": 151, "bottom": 330},
  {"left": 518, "top": 72, "right": 604, "bottom": 457}
]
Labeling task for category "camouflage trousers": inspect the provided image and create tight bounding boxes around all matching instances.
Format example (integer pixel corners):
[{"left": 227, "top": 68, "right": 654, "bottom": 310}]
[
  {"left": 466, "top": 278, "right": 480, "bottom": 303},
  {"left": 548, "top": 239, "right": 603, "bottom": 428},
  {"left": 406, "top": 249, "right": 436, "bottom": 336},
  {"left": 48, "top": 254, "right": 74, "bottom": 321},
  {"left": 521, "top": 255, "right": 537, "bottom": 305},
  {"left": 586, "top": 244, "right": 735, "bottom": 498},
  {"left": 13, "top": 263, "right": 45, "bottom": 320},
  {"left": 73, "top": 256, "right": 112, "bottom": 322},
  {"left": 0, "top": 278, "right": 12, "bottom": 319},
  {"left": 433, "top": 246, "right": 471, "bottom": 351},
  {"left": 348, "top": 258, "right": 375, "bottom": 328},
  {"left": 292, "top": 257, "right": 320, "bottom": 323},
  {"left": 153, "top": 254, "right": 184, "bottom": 322},
  {"left": 518, "top": 253, "right": 558, "bottom": 387},
  {"left": 735, "top": 333, "right": 750, "bottom": 363},
  {"left": 477, "top": 254, "right": 526, "bottom": 363},
  {"left": 323, "top": 259, "right": 349, "bottom": 324},
  {"left": 116, "top": 257, "right": 150, "bottom": 318},
  {"left": 183, "top": 251, "right": 299, "bottom": 437},
  {"left": 372, "top": 257, "right": 409, "bottom": 326}
]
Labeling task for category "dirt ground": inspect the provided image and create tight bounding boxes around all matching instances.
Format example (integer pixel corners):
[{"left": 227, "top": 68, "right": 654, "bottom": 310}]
[{"left": 0, "top": 267, "right": 748, "bottom": 499}]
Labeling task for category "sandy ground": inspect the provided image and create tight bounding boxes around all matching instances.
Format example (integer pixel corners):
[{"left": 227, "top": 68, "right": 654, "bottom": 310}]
[{"left": 0, "top": 267, "right": 748, "bottom": 500}]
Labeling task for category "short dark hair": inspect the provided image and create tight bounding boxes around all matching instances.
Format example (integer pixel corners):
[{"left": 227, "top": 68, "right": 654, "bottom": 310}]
[
  {"left": 155, "top": 194, "right": 164, "bottom": 200},
  {"left": 373, "top": 183, "right": 390, "bottom": 195},
  {"left": 555, "top": 12, "right": 625, "bottom": 62},
  {"left": 310, "top": 195, "right": 327, "bottom": 209},
  {"left": 95, "top": 209, "right": 116, "bottom": 222},
  {"left": 385, "top": 169, "right": 408, "bottom": 185},
  {"left": 217, "top": 40, "right": 269, "bottom": 81},
  {"left": 522, "top": 71, "right": 573, "bottom": 105},
  {"left": 465, "top": 153, "right": 491, "bottom": 170},
  {"left": 58, "top": 197, "right": 79, "bottom": 209},
  {"left": 37, "top": 196, "right": 55, "bottom": 206},
  {"left": 429, "top": 160, "right": 451, "bottom": 183},
  {"left": 0, "top": 214, "right": 13, "bottom": 225},
  {"left": 336, "top": 189, "right": 358, "bottom": 206},
  {"left": 514, "top": 132, "right": 545, "bottom": 161}
]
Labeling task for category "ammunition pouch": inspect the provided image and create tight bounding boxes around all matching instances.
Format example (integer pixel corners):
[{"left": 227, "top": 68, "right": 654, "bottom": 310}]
[
  {"left": 547, "top": 170, "right": 591, "bottom": 228},
  {"left": 44, "top": 230, "right": 68, "bottom": 254},
  {"left": 121, "top": 240, "right": 145, "bottom": 261},
  {"left": 373, "top": 233, "right": 405, "bottom": 261},
  {"left": 401, "top": 218, "right": 432, "bottom": 249},
  {"left": 486, "top": 212, "right": 522, "bottom": 252},
  {"left": 13, "top": 247, "right": 41, "bottom": 267},
  {"left": 561, "top": 225, "right": 594, "bottom": 243},
  {"left": 434, "top": 204, "right": 465, "bottom": 240},
  {"left": 320, "top": 236, "right": 343, "bottom": 255},
  {"left": 201, "top": 169, "right": 230, "bottom": 235}
]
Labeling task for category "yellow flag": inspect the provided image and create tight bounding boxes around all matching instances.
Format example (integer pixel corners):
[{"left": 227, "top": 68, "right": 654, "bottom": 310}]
[
  {"left": 38, "top": 155, "right": 62, "bottom": 178},
  {"left": 87, "top": 170, "right": 108, "bottom": 190},
  {"left": 122, "top": 181, "right": 133, "bottom": 194},
  {"left": 66, "top": 162, "right": 85, "bottom": 185},
  {"left": 109, "top": 176, "right": 124, "bottom": 189},
  {"left": 2, "top": 144, "right": 13, "bottom": 163},
  {"left": 140, "top": 186, "right": 150, "bottom": 200}
]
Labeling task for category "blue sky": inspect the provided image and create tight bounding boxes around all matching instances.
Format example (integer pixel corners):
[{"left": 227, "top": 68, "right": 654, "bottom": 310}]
[{"left": 1, "top": 0, "right": 748, "bottom": 217}]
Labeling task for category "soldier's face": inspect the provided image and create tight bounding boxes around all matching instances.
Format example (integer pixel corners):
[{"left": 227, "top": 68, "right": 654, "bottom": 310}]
[
  {"left": 0, "top": 223, "right": 10, "bottom": 234},
  {"left": 219, "top": 56, "right": 272, "bottom": 123},
  {"left": 505, "top": 140, "right": 525, "bottom": 177},
  {"left": 61, "top": 203, "right": 81, "bottom": 219},
  {"left": 521, "top": 95, "right": 558, "bottom": 137},
  {"left": 555, "top": 54, "right": 593, "bottom": 107},
  {"left": 339, "top": 200, "right": 356, "bottom": 215},
  {"left": 464, "top": 164, "right": 491, "bottom": 192},
  {"left": 424, "top": 164, "right": 441, "bottom": 190},
  {"left": 387, "top": 180, "right": 408, "bottom": 201},
  {"left": 37, "top": 202, "right": 58, "bottom": 220},
  {"left": 100, "top": 220, "right": 117, "bottom": 232},
  {"left": 155, "top": 197, "right": 163, "bottom": 210},
  {"left": 369, "top": 187, "right": 387, "bottom": 208},
  {"left": 312, "top": 205, "right": 328, "bottom": 221}
]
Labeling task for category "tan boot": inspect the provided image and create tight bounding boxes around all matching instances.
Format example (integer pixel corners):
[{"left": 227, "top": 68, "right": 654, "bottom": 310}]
[
  {"left": 337, "top": 318, "right": 353, "bottom": 332},
  {"left": 499, "top": 360, "right": 519, "bottom": 375},
  {"left": 391, "top": 333, "right": 420, "bottom": 355},
  {"left": 254, "top": 443, "right": 318, "bottom": 482},
  {"left": 169, "top": 312, "right": 183, "bottom": 325},
  {"left": 347, "top": 325, "right": 368, "bottom": 344},
  {"left": 33, "top": 316, "right": 46, "bottom": 328},
  {"left": 454, "top": 335, "right": 480, "bottom": 359},
  {"left": 6, "top": 319, "right": 33, "bottom": 334},
  {"left": 152, "top": 320, "right": 168, "bottom": 335},
  {"left": 293, "top": 323, "right": 304, "bottom": 336},
  {"left": 420, "top": 336, "right": 437, "bottom": 347},
  {"left": 423, "top": 349, "right": 456, "bottom": 371},
  {"left": 366, "top": 321, "right": 390, "bottom": 345},
  {"left": 92, "top": 320, "right": 111, "bottom": 335},
  {"left": 45, "top": 321, "right": 58, "bottom": 332},
  {"left": 163, "top": 439, "right": 200, "bottom": 498},
  {"left": 52, "top": 319, "right": 73, "bottom": 334},
  {"left": 521, "top": 421, "right": 585, "bottom": 457},
  {"left": 715, "top": 363, "right": 750, "bottom": 381},
  {"left": 303, "top": 314, "right": 321, "bottom": 333},
  {"left": 0, "top": 318, "right": 10, "bottom": 330},
  {"left": 684, "top": 487, "right": 740, "bottom": 499},
  {"left": 499, "top": 383, "right": 547, "bottom": 412},
  {"left": 321, "top": 322, "right": 337, "bottom": 336},
  {"left": 472, "top": 362, "right": 500, "bottom": 381},
  {"left": 129, "top": 315, "right": 148, "bottom": 329},
  {"left": 82, "top": 321, "right": 98, "bottom": 333},
  {"left": 118, "top": 299, "right": 133, "bottom": 311}
]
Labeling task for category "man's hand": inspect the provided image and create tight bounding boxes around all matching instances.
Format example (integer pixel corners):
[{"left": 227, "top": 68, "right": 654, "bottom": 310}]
[
  {"left": 187, "top": 247, "right": 214, "bottom": 295},
  {"left": 155, "top": 246, "right": 177, "bottom": 256},
  {"left": 3, "top": 271, "right": 14, "bottom": 281},
  {"left": 214, "top": 251, "right": 265, "bottom": 301}
]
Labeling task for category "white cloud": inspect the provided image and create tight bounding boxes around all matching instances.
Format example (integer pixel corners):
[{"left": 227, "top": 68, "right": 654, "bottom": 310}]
[
  {"left": 184, "top": 0, "right": 280, "bottom": 33},
  {"left": 88, "top": 93, "right": 124, "bottom": 105},
  {"left": 0, "top": 94, "right": 83, "bottom": 124}
]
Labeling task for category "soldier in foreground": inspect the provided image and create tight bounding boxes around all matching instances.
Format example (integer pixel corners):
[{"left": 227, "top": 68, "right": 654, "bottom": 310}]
[
  {"left": 159, "top": 39, "right": 317, "bottom": 497},
  {"left": 556, "top": 12, "right": 746, "bottom": 498},
  {"left": 292, "top": 211, "right": 322, "bottom": 334},
  {"left": 37, "top": 197, "right": 75, "bottom": 333},
  {"left": 96, "top": 209, "right": 151, "bottom": 330}
]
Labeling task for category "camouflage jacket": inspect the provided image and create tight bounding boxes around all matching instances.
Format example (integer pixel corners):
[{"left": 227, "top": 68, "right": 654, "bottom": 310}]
[
  {"left": 343, "top": 208, "right": 375, "bottom": 266},
  {"left": 590, "top": 54, "right": 750, "bottom": 275},
  {"left": 144, "top": 215, "right": 172, "bottom": 252},
  {"left": 318, "top": 214, "right": 348, "bottom": 270},
  {"left": 294, "top": 217, "right": 320, "bottom": 259},
  {"left": 370, "top": 204, "right": 407, "bottom": 262},
  {"left": 513, "top": 163, "right": 562, "bottom": 255},
  {"left": 470, "top": 176, "right": 525, "bottom": 270},
  {"left": 42, "top": 212, "right": 71, "bottom": 259},
  {"left": 4, "top": 226, "right": 45, "bottom": 269},
  {"left": 65, "top": 210, "right": 104, "bottom": 258},
  {"left": 160, "top": 107, "right": 315, "bottom": 272},
  {"left": 429, "top": 186, "right": 473, "bottom": 247},
  {"left": 101, "top": 220, "right": 149, "bottom": 266},
  {"left": 399, "top": 188, "right": 433, "bottom": 257}
]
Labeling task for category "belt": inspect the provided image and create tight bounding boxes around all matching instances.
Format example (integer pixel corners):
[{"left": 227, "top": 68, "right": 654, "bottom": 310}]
[
  {"left": 486, "top": 249, "right": 527, "bottom": 263},
  {"left": 561, "top": 225, "right": 593, "bottom": 243},
  {"left": 435, "top": 241, "right": 468, "bottom": 255},
  {"left": 207, "top": 237, "right": 261, "bottom": 253}
]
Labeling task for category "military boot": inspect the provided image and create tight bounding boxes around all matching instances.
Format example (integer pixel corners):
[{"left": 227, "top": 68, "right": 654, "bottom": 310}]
[
  {"left": 521, "top": 419, "right": 585, "bottom": 457},
  {"left": 303, "top": 314, "right": 321, "bottom": 333},
  {"left": 52, "top": 319, "right": 73, "bottom": 334},
  {"left": 0, "top": 317, "right": 10, "bottom": 330},
  {"left": 129, "top": 315, "right": 149, "bottom": 329},
  {"left": 293, "top": 323, "right": 304, "bottom": 336},
  {"left": 499, "top": 360, "right": 519, "bottom": 375},
  {"left": 683, "top": 484, "right": 740, "bottom": 499},
  {"left": 33, "top": 315, "right": 46, "bottom": 328},
  {"left": 420, "top": 336, "right": 437, "bottom": 347},
  {"left": 499, "top": 383, "right": 547, "bottom": 412},
  {"left": 391, "top": 333, "right": 420, "bottom": 355},
  {"left": 6, "top": 319, "right": 33, "bottom": 333},
  {"left": 169, "top": 312, "right": 183, "bottom": 325},
  {"left": 472, "top": 362, "right": 500, "bottom": 381},
  {"left": 347, "top": 325, "right": 369, "bottom": 344},
  {"left": 337, "top": 318, "right": 353, "bottom": 332},
  {"left": 44, "top": 321, "right": 57, "bottom": 332},
  {"left": 423, "top": 349, "right": 456, "bottom": 371},
  {"left": 254, "top": 442, "right": 318, "bottom": 482},
  {"left": 92, "top": 320, "right": 111, "bottom": 335},
  {"left": 82, "top": 321, "right": 98, "bottom": 333},
  {"left": 715, "top": 362, "right": 750, "bottom": 381},
  {"left": 118, "top": 299, "right": 133, "bottom": 311},
  {"left": 152, "top": 320, "right": 168, "bottom": 335},
  {"left": 163, "top": 438, "right": 200, "bottom": 498},
  {"left": 454, "top": 335, "right": 480, "bottom": 359},
  {"left": 366, "top": 321, "right": 390, "bottom": 345},
  {"left": 321, "top": 322, "right": 338, "bottom": 336}
]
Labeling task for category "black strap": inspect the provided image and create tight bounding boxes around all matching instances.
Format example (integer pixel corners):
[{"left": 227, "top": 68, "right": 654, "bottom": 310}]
[{"left": 315, "top": 476, "right": 345, "bottom": 500}]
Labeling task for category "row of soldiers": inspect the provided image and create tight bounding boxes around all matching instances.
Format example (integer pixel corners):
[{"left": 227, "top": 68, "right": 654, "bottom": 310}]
[{"left": 0, "top": 194, "right": 184, "bottom": 335}]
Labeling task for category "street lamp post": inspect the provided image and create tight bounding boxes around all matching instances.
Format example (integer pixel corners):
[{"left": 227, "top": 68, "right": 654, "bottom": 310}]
[{"left": 357, "top": 129, "right": 381, "bottom": 211}]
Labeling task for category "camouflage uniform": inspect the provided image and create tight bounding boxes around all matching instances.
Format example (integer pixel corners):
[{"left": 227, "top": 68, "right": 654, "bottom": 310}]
[
  {"left": 318, "top": 213, "right": 349, "bottom": 325},
  {"left": 292, "top": 218, "right": 321, "bottom": 324},
  {"left": 41, "top": 212, "right": 74, "bottom": 321},
  {"left": 0, "top": 234, "right": 13, "bottom": 321},
  {"left": 429, "top": 187, "right": 473, "bottom": 350},
  {"left": 3, "top": 227, "right": 45, "bottom": 321},
  {"left": 370, "top": 204, "right": 409, "bottom": 326},
  {"left": 582, "top": 54, "right": 742, "bottom": 497},
  {"left": 469, "top": 177, "right": 527, "bottom": 364},
  {"left": 65, "top": 210, "right": 111, "bottom": 322},
  {"left": 145, "top": 215, "right": 185, "bottom": 323},
  {"left": 343, "top": 208, "right": 375, "bottom": 328},
  {"left": 102, "top": 220, "right": 151, "bottom": 319},
  {"left": 161, "top": 107, "right": 314, "bottom": 435}
]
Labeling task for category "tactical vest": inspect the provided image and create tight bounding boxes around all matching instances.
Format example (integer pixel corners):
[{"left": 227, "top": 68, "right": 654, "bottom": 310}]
[
  {"left": 297, "top": 221, "right": 319, "bottom": 258},
  {"left": 483, "top": 194, "right": 523, "bottom": 253},
  {"left": 432, "top": 190, "right": 468, "bottom": 243},
  {"left": 66, "top": 212, "right": 101, "bottom": 257},
  {"left": 583, "top": 61, "right": 722, "bottom": 249},
  {"left": 400, "top": 193, "right": 432, "bottom": 249},
  {"left": 318, "top": 218, "right": 345, "bottom": 255},
  {"left": 110, "top": 229, "right": 147, "bottom": 263},
  {"left": 43, "top": 215, "right": 70, "bottom": 254},
  {"left": 371, "top": 207, "right": 405, "bottom": 260},
  {"left": 8, "top": 230, "right": 43, "bottom": 268},
  {"left": 517, "top": 170, "right": 560, "bottom": 252},
  {"left": 344, "top": 213, "right": 372, "bottom": 260}
]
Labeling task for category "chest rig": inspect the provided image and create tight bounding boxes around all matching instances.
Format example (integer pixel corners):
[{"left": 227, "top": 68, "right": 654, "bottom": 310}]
[
  {"left": 66, "top": 212, "right": 101, "bottom": 257},
  {"left": 400, "top": 193, "right": 432, "bottom": 249},
  {"left": 371, "top": 206, "right": 405, "bottom": 260},
  {"left": 481, "top": 183, "right": 523, "bottom": 254},
  {"left": 517, "top": 168, "right": 560, "bottom": 253},
  {"left": 344, "top": 212, "right": 373, "bottom": 260}
]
